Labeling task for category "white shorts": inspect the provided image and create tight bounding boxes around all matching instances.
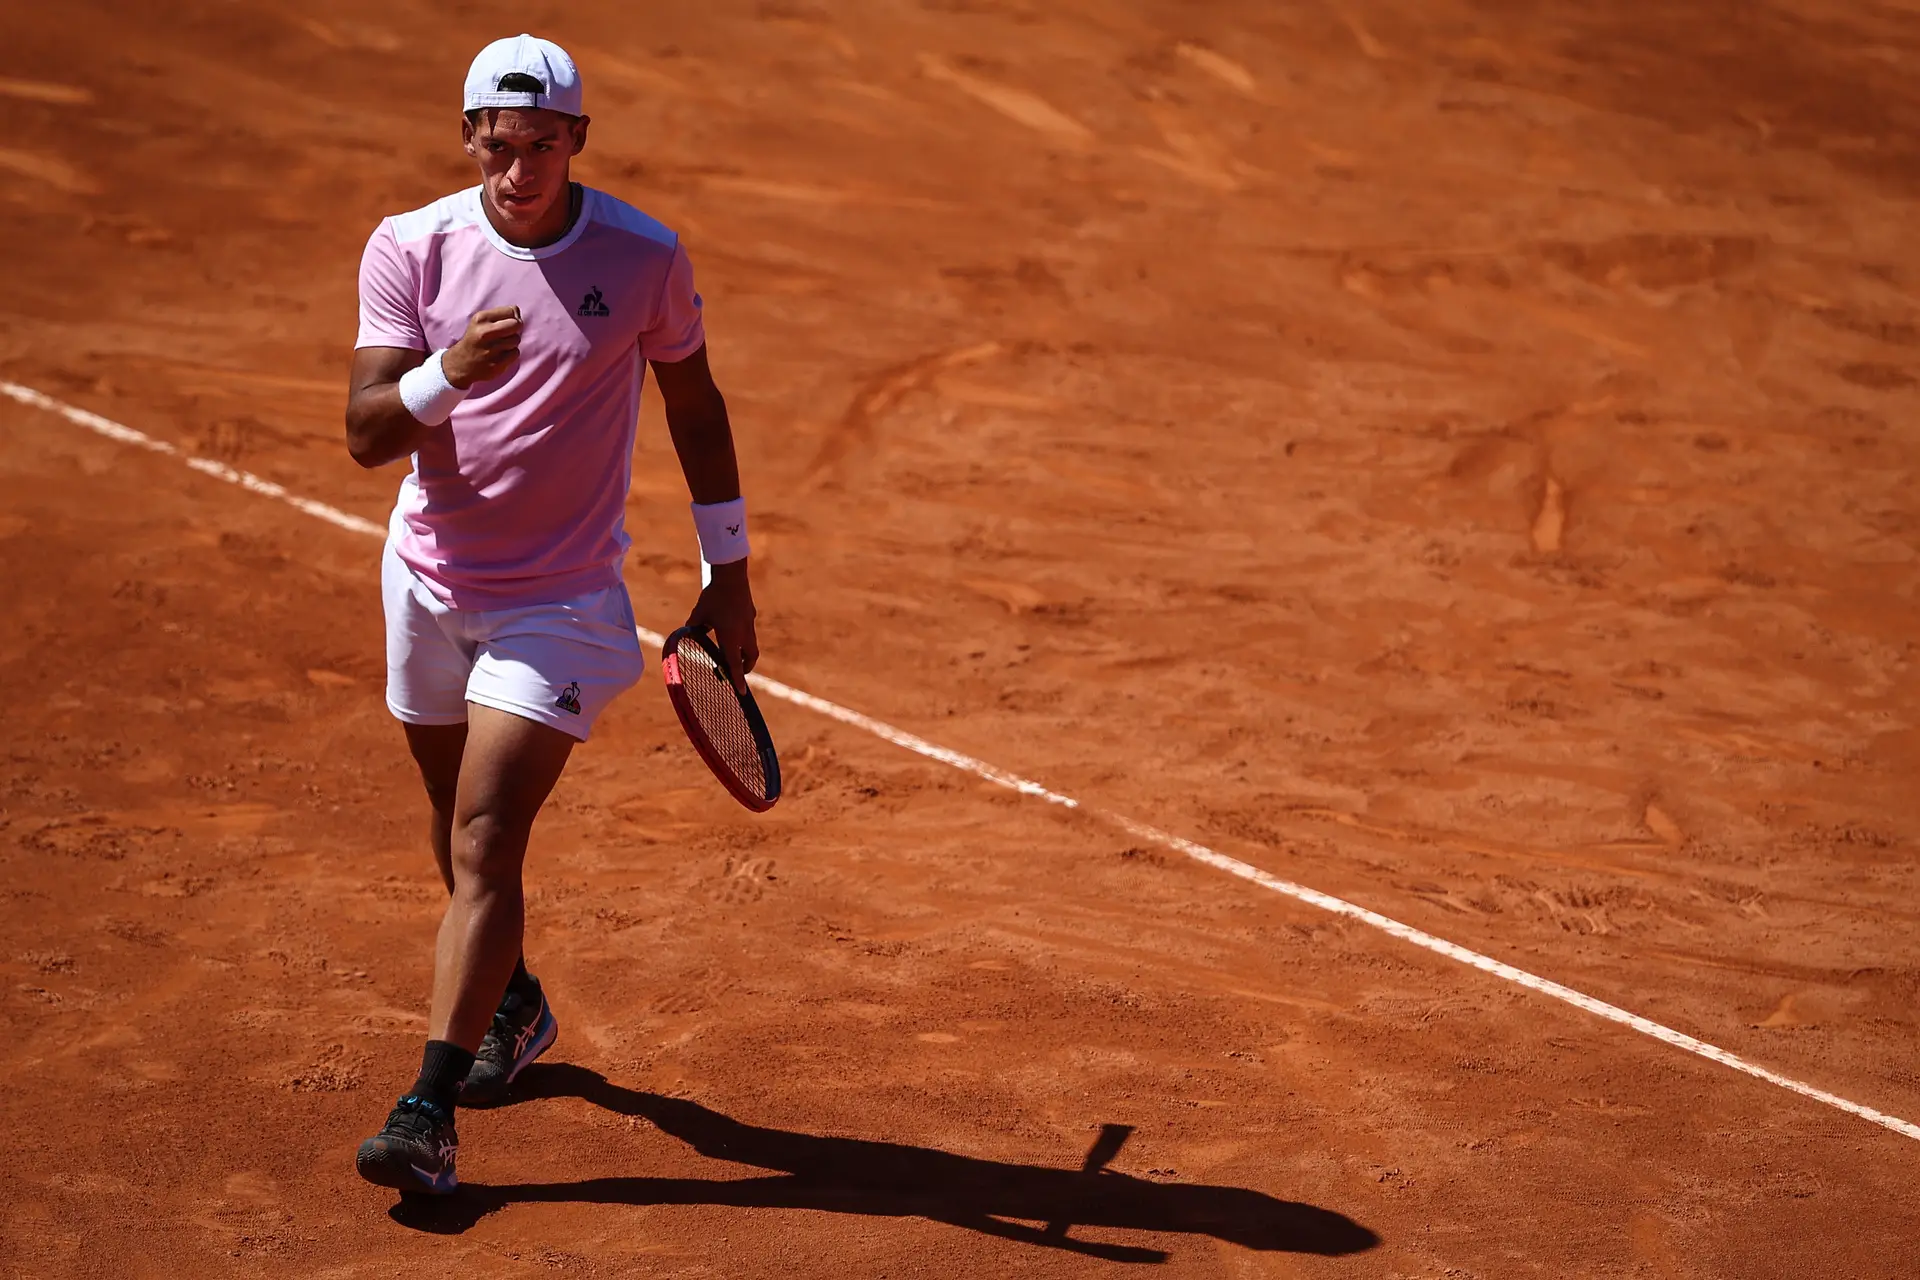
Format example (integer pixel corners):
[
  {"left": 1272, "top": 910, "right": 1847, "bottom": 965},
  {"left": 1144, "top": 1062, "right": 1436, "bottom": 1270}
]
[{"left": 382, "top": 539, "right": 645, "bottom": 742}]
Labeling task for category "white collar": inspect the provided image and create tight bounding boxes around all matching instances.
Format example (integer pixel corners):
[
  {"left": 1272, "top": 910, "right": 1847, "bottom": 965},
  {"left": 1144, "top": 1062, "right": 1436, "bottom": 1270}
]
[{"left": 469, "top": 185, "right": 593, "bottom": 261}]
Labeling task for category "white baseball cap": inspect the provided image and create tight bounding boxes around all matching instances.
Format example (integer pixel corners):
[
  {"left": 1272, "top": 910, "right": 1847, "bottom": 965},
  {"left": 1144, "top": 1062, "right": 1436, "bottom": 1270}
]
[{"left": 463, "top": 34, "right": 584, "bottom": 116}]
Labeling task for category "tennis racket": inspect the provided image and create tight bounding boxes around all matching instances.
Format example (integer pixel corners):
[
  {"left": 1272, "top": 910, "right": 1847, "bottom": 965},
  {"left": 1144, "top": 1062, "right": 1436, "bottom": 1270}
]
[{"left": 661, "top": 626, "right": 781, "bottom": 812}]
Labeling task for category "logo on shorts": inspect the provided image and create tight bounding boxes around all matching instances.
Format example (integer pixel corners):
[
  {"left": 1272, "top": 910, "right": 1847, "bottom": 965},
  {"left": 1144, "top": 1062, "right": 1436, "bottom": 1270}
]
[
  {"left": 555, "top": 682, "right": 583, "bottom": 715},
  {"left": 577, "top": 286, "right": 610, "bottom": 318}
]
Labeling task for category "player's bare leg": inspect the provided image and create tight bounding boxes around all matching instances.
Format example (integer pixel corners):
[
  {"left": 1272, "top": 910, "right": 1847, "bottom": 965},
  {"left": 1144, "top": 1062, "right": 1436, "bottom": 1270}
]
[
  {"left": 402, "top": 717, "right": 556, "bottom": 1108},
  {"left": 404, "top": 722, "right": 466, "bottom": 893},
  {"left": 429, "top": 703, "right": 573, "bottom": 1050},
  {"left": 357, "top": 706, "right": 572, "bottom": 1194}
]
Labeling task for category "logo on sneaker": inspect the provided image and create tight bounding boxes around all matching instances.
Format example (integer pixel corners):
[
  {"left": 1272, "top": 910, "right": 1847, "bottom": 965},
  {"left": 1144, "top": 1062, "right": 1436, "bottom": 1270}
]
[
  {"left": 577, "top": 286, "right": 610, "bottom": 317},
  {"left": 555, "top": 682, "right": 582, "bottom": 715},
  {"left": 412, "top": 1140, "right": 457, "bottom": 1188},
  {"left": 514, "top": 1017, "right": 541, "bottom": 1057}
]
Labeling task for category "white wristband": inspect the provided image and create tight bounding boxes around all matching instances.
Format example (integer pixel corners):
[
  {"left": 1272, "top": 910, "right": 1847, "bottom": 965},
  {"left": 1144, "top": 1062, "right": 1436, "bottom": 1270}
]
[
  {"left": 396, "top": 350, "right": 471, "bottom": 426},
  {"left": 691, "top": 498, "right": 749, "bottom": 565}
]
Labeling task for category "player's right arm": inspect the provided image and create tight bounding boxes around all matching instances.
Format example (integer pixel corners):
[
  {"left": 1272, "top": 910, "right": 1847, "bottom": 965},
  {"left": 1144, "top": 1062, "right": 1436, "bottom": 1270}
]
[{"left": 344, "top": 308, "right": 523, "bottom": 468}]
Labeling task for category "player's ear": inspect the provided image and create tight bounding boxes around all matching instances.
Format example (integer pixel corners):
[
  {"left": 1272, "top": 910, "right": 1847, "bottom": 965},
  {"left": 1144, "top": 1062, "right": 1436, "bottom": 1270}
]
[
  {"left": 461, "top": 112, "right": 479, "bottom": 158},
  {"left": 571, "top": 115, "right": 590, "bottom": 156}
]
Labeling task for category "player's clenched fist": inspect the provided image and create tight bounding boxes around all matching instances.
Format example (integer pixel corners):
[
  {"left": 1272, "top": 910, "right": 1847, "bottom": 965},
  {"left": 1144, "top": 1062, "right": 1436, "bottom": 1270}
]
[{"left": 443, "top": 305, "right": 523, "bottom": 388}]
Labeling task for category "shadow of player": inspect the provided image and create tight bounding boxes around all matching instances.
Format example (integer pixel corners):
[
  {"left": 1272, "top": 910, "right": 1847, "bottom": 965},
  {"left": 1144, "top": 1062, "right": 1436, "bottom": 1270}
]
[{"left": 390, "top": 1063, "right": 1379, "bottom": 1263}]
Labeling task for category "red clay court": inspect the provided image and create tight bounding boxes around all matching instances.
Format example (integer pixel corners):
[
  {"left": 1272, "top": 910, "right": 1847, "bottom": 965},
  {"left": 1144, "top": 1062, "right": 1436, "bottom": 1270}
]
[{"left": 3, "top": 1, "right": 1918, "bottom": 1275}]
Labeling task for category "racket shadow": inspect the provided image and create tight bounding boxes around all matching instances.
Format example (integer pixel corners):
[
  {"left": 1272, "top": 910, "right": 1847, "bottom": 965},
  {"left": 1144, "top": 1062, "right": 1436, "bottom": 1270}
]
[{"left": 389, "top": 1063, "right": 1379, "bottom": 1263}]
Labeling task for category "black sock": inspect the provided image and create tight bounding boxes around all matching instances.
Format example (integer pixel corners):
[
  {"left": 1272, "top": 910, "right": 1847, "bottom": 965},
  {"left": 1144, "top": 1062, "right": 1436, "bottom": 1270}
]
[
  {"left": 507, "top": 955, "right": 538, "bottom": 999},
  {"left": 410, "top": 1039, "right": 475, "bottom": 1112}
]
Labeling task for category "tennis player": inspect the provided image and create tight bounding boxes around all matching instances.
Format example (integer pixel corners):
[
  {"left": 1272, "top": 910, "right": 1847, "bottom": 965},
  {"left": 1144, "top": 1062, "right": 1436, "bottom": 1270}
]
[{"left": 344, "top": 34, "right": 758, "bottom": 1195}]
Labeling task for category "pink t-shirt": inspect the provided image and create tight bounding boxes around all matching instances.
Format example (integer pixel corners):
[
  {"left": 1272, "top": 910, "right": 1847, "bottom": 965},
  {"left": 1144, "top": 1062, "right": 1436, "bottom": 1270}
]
[{"left": 355, "top": 184, "right": 705, "bottom": 608}]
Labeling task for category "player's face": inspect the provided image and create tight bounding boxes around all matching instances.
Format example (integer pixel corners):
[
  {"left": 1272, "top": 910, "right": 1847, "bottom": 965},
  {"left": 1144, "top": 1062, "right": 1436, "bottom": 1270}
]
[{"left": 462, "top": 108, "right": 589, "bottom": 232}]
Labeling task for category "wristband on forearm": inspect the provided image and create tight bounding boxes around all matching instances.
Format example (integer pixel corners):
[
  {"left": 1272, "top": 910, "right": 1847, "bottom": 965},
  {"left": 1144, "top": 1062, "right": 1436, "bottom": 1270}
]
[
  {"left": 691, "top": 497, "right": 749, "bottom": 565},
  {"left": 396, "top": 350, "right": 471, "bottom": 426}
]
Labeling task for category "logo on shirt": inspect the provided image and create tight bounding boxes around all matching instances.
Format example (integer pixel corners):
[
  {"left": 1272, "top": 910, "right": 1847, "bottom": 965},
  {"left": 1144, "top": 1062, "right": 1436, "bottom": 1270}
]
[
  {"left": 555, "top": 682, "right": 583, "bottom": 715},
  {"left": 577, "top": 286, "right": 610, "bottom": 318}
]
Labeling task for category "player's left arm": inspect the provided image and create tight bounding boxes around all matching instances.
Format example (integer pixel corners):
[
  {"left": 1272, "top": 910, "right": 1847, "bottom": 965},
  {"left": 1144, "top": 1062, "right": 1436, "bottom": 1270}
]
[{"left": 653, "top": 343, "right": 760, "bottom": 681}]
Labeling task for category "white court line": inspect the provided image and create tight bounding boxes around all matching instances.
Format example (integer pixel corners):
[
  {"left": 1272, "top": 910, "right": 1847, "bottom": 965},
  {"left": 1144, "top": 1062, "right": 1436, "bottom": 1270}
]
[
  {"left": 7, "top": 376, "right": 1917, "bottom": 1145},
  {"left": 0, "top": 382, "right": 386, "bottom": 539}
]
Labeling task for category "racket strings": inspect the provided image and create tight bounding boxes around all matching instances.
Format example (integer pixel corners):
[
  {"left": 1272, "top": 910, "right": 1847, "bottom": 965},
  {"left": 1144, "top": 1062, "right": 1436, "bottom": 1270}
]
[{"left": 673, "top": 635, "right": 768, "bottom": 798}]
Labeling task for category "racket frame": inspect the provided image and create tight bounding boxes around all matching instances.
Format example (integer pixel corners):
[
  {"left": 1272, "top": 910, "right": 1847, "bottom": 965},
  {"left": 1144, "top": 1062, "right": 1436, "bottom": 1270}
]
[{"left": 660, "top": 626, "right": 781, "bottom": 812}]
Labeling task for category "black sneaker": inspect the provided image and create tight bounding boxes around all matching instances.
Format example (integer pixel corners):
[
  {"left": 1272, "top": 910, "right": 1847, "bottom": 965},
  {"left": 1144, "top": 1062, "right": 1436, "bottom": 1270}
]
[
  {"left": 462, "top": 977, "right": 558, "bottom": 1106},
  {"left": 355, "top": 1095, "right": 459, "bottom": 1195}
]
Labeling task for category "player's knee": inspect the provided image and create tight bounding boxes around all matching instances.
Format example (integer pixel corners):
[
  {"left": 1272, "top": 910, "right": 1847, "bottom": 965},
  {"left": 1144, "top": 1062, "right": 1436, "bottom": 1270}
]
[
  {"left": 421, "top": 776, "right": 459, "bottom": 815},
  {"left": 450, "top": 807, "right": 529, "bottom": 884}
]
